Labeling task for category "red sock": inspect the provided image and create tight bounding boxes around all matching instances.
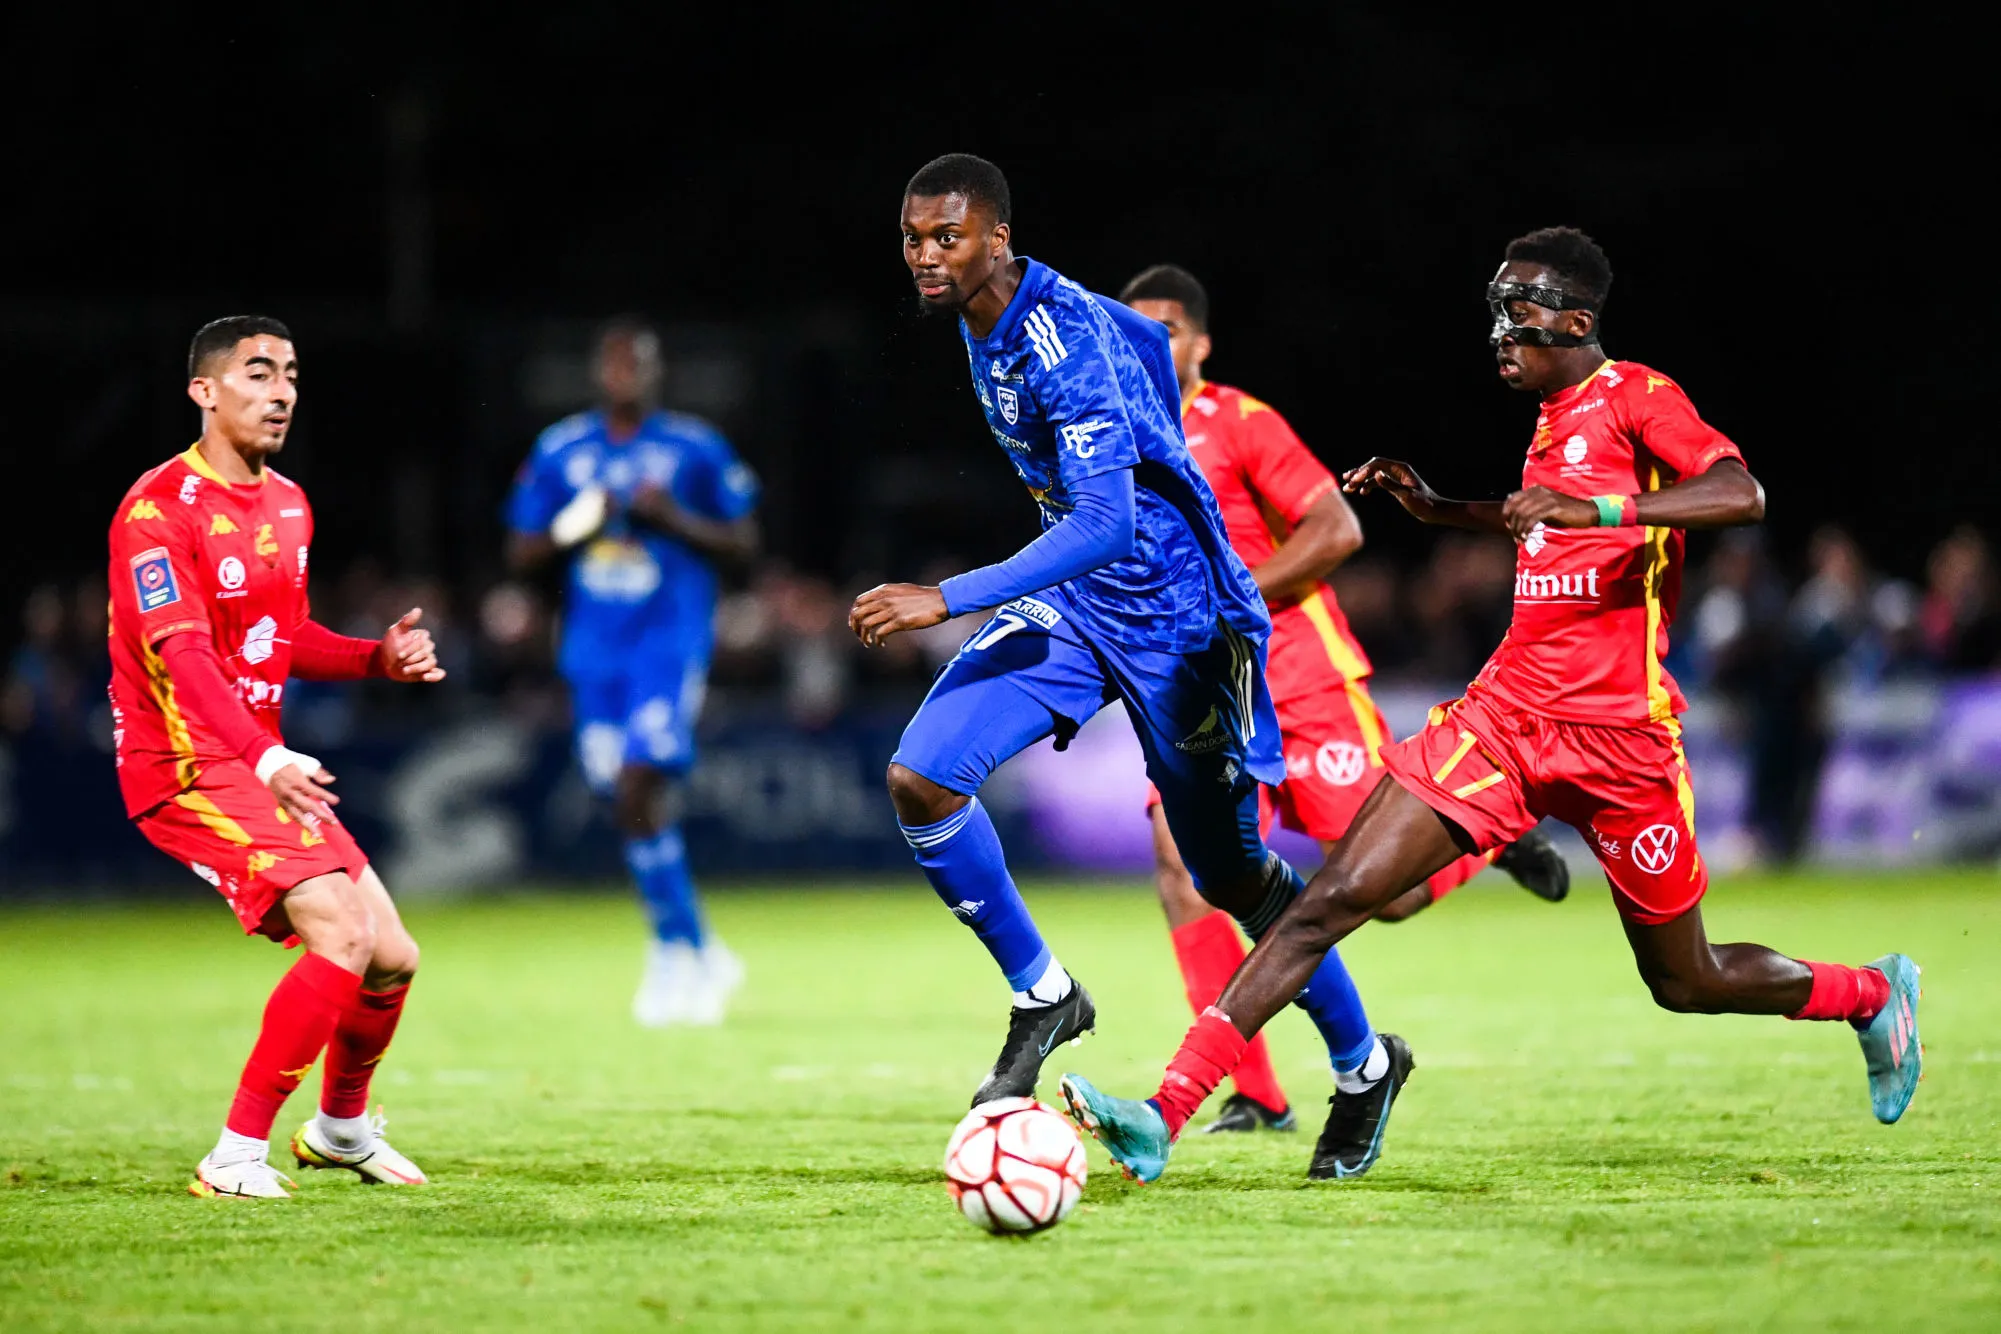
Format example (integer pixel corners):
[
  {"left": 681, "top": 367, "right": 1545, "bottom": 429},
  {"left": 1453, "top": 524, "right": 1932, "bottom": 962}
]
[
  {"left": 1788, "top": 961, "right": 1890, "bottom": 1023},
  {"left": 226, "top": 952, "right": 362, "bottom": 1139},
  {"left": 1153, "top": 1009, "right": 1249, "bottom": 1139},
  {"left": 1170, "top": 912, "right": 1288, "bottom": 1114},
  {"left": 321, "top": 983, "right": 411, "bottom": 1118}
]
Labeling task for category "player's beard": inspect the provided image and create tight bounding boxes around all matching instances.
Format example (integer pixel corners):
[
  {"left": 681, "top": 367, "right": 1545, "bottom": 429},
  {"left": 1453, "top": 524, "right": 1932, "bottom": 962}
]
[{"left": 914, "top": 284, "right": 965, "bottom": 318}]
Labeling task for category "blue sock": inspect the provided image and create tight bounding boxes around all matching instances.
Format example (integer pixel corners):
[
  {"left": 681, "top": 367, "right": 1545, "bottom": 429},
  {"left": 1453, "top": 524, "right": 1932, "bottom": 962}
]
[
  {"left": 1237, "top": 854, "right": 1377, "bottom": 1073},
  {"left": 625, "top": 826, "right": 704, "bottom": 947},
  {"left": 902, "top": 799, "right": 1051, "bottom": 992}
]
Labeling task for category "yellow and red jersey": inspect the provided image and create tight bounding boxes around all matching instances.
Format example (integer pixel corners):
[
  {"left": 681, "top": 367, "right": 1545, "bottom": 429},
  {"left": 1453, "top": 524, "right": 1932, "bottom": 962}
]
[
  {"left": 106, "top": 446, "right": 316, "bottom": 816},
  {"left": 1473, "top": 359, "right": 1743, "bottom": 726},
  {"left": 1182, "top": 381, "right": 1374, "bottom": 708}
]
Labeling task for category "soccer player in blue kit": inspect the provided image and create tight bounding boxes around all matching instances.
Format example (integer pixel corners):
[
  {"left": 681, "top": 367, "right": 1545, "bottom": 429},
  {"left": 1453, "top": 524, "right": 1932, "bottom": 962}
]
[
  {"left": 850, "top": 155, "right": 1411, "bottom": 1178},
  {"left": 509, "top": 321, "right": 760, "bottom": 1026}
]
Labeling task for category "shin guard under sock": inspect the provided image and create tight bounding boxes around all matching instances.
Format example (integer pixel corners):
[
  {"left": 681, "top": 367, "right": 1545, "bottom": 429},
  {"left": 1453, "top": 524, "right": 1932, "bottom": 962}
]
[
  {"left": 1169, "top": 911, "right": 1288, "bottom": 1113},
  {"left": 904, "top": 799, "right": 1052, "bottom": 993},
  {"left": 226, "top": 952, "right": 360, "bottom": 1139}
]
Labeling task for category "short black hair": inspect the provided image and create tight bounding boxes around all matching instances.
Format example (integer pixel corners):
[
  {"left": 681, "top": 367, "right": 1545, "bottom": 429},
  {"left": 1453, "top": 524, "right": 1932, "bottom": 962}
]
[
  {"left": 1503, "top": 227, "right": 1613, "bottom": 308},
  {"left": 596, "top": 315, "right": 661, "bottom": 356},
  {"left": 188, "top": 315, "right": 293, "bottom": 379},
  {"left": 904, "top": 153, "right": 1011, "bottom": 227},
  {"left": 1119, "top": 264, "right": 1210, "bottom": 332}
]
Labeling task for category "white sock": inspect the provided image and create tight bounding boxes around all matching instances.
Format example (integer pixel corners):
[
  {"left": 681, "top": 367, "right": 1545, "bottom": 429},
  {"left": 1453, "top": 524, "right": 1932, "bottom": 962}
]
[
  {"left": 1012, "top": 957, "right": 1074, "bottom": 1010},
  {"left": 209, "top": 1127, "right": 268, "bottom": 1166},
  {"left": 315, "top": 1111, "right": 374, "bottom": 1152},
  {"left": 1333, "top": 1037, "right": 1390, "bottom": 1094}
]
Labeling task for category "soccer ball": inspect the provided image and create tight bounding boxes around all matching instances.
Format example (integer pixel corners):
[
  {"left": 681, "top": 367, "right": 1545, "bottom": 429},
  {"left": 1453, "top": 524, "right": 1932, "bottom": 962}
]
[{"left": 943, "top": 1097, "right": 1087, "bottom": 1234}]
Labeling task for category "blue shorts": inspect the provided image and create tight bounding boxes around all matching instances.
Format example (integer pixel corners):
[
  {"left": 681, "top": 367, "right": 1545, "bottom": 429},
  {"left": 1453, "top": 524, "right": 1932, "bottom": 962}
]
[
  {"left": 891, "top": 589, "right": 1283, "bottom": 888},
  {"left": 569, "top": 659, "right": 709, "bottom": 795}
]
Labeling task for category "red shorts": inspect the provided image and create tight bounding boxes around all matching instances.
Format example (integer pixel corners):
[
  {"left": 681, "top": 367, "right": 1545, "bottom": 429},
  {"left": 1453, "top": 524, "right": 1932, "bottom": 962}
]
[
  {"left": 1144, "top": 677, "right": 1394, "bottom": 843},
  {"left": 1266, "top": 679, "right": 1397, "bottom": 843},
  {"left": 1377, "top": 690, "right": 1706, "bottom": 925},
  {"left": 133, "top": 760, "right": 370, "bottom": 940}
]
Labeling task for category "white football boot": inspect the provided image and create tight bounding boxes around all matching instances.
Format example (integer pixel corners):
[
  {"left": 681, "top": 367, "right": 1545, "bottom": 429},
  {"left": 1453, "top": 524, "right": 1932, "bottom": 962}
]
[
  {"left": 632, "top": 939, "right": 704, "bottom": 1026},
  {"left": 701, "top": 936, "right": 745, "bottom": 1019},
  {"left": 189, "top": 1154, "right": 296, "bottom": 1199},
  {"left": 291, "top": 1109, "right": 428, "bottom": 1185}
]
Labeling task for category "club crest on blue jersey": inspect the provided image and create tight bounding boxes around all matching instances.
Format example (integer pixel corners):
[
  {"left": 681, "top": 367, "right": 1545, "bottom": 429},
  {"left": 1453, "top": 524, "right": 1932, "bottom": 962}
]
[
  {"left": 998, "top": 387, "right": 1019, "bottom": 425},
  {"left": 130, "top": 547, "right": 180, "bottom": 612}
]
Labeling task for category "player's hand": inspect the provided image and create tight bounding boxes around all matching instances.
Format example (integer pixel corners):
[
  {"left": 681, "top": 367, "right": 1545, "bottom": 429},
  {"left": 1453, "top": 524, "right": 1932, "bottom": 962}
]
[
  {"left": 1342, "top": 458, "right": 1438, "bottom": 515},
  {"left": 266, "top": 758, "right": 339, "bottom": 826},
  {"left": 1501, "top": 487, "right": 1597, "bottom": 541},
  {"left": 380, "top": 608, "right": 446, "bottom": 683},
  {"left": 849, "top": 583, "right": 949, "bottom": 648}
]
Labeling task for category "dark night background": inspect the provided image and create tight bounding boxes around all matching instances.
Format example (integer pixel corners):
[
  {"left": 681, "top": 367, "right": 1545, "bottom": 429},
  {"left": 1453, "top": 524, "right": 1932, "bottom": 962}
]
[{"left": 0, "top": 8, "right": 1986, "bottom": 641}]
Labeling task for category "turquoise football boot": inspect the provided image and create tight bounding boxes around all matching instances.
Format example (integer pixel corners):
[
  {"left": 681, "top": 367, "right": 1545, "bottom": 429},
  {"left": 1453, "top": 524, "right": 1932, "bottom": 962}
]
[
  {"left": 1059, "top": 1074, "right": 1172, "bottom": 1183},
  {"left": 1854, "top": 953, "right": 1922, "bottom": 1124}
]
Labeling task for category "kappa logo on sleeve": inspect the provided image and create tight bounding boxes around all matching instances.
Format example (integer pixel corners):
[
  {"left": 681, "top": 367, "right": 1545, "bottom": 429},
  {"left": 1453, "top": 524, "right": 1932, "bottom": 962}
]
[
  {"left": 129, "top": 548, "right": 181, "bottom": 611},
  {"left": 125, "top": 499, "right": 163, "bottom": 522}
]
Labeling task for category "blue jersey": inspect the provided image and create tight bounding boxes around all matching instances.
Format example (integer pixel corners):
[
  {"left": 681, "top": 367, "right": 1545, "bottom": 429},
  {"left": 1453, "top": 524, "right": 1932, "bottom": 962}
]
[
  {"left": 507, "top": 409, "right": 758, "bottom": 680},
  {"left": 960, "top": 258, "right": 1269, "bottom": 653}
]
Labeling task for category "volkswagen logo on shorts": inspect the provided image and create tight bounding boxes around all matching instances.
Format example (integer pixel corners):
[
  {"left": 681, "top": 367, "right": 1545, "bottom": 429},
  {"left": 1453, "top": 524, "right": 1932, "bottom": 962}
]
[
  {"left": 1632, "top": 823, "right": 1680, "bottom": 874},
  {"left": 1315, "top": 741, "right": 1368, "bottom": 787}
]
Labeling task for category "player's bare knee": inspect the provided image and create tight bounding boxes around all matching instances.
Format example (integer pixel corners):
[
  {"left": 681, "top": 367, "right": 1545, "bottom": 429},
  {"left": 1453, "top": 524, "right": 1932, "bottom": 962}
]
[
  {"left": 368, "top": 931, "right": 420, "bottom": 989},
  {"left": 614, "top": 768, "right": 664, "bottom": 836},
  {"left": 1641, "top": 970, "right": 1717, "bottom": 1014},
  {"left": 1373, "top": 894, "right": 1420, "bottom": 923},
  {"left": 886, "top": 763, "right": 964, "bottom": 826},
  {"left": 316, "top": 896, "right": 376, "bottom": 972}
]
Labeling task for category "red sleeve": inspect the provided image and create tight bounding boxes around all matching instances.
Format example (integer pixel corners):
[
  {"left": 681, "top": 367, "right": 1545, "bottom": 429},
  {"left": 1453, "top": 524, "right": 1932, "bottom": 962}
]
[
  {"left": 1624, "top": 372, "right": 1743, "bottom": 479},
  {"left": 1235, "top": 399, "right": 1339, "bottom": 525},
  {"left": 292, "top": 619, "right": 385, "bottom": 681},
  {"left": 110, "top": 493, "right": 209, "bottom": 646},
  {"left": 158, "top": 632, "right": 272, "bottom": 765}
]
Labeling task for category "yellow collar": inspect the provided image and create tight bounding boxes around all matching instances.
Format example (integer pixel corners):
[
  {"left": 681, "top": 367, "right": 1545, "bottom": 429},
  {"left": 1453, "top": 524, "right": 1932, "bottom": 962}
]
[{"left": 181, "top": 443, "right": 263, "bottom": 487}]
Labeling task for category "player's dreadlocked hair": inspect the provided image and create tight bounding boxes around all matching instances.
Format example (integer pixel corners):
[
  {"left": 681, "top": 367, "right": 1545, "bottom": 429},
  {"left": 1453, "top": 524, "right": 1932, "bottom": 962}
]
[
  {"left": 904, "top": 153, "right": 1012, "bottom": 226},
  {"left": 1119, "top": 265, "right": 1211, "bottom": 332},
  {"left": 188, "top": 315, "right": 293, "bottom": 378},
  {"left": 1504, "top": 227, "right": 1613, "bottom": 308}
]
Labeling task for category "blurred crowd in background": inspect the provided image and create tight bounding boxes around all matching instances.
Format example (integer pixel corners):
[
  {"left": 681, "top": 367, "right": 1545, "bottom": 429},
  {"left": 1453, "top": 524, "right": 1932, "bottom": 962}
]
[{"left": 12, "top": 518, "right": 2000, "bottom": 869}]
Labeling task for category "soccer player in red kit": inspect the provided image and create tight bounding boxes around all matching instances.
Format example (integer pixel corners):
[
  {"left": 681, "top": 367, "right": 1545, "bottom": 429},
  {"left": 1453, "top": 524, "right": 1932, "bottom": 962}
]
[
  {"left": 1063, "top": 231, "right": 1921, "bottom": 1182},
  {"left": 108, "top": 316, "right": 446, "bottom": 1198},
  {"left": 1114, "top": 265, "right": 1569, "bottom": 1137}
]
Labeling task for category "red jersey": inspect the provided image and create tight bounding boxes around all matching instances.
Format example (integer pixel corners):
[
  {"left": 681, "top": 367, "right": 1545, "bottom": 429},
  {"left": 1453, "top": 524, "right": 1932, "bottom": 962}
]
[
  {"left": 1183, "top": 381, "right": 1372, "bottom": 703},
  {"left": 107, "top": 446, "right": 315, "bottom": 816},
  {"left": 1474, "top": 359, "right": 1743, "bottom": 726}
]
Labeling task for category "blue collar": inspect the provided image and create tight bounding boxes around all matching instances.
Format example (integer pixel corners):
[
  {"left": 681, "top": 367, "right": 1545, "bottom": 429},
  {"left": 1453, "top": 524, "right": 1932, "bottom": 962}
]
[{"left": 967, "top": 257, "right": 1050, "bottom": 348}]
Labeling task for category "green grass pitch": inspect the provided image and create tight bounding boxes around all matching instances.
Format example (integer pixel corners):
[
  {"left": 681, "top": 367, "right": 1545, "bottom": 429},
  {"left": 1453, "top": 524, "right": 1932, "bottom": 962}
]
[{"left": 3, "top": 873, "right": 1998, "bottom": 1331}]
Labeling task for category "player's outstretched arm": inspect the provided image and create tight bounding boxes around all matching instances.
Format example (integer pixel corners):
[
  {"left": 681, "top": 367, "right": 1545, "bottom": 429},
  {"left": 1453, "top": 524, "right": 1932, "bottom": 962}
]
[
  {"left": 1250, "top": 490, "right": 1364, "bottom": 604},
  {"left": 289, "top": 609, "right": 443, "bottom": 683},
  {"left": 1498, "top": 458, "right": 1765, "bottom": 542},
  {"left": 1342, "top": 458, "right": 1509, "bottom": 534},
  {"left": 848, "top": 468, "right": 1138, "bottom": 647}
]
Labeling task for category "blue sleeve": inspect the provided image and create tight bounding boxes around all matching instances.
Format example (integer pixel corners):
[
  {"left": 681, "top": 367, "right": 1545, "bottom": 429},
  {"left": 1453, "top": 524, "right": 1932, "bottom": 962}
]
[
  {"left": 505, "top": 439, "right": 572, "bottom": 534},
  {"left": 680, "top": 429, "right": 760, "bottom": 522},
  {"left": 1096, "top": 296, "right": 1181, "bottom": 419},
  {"left": 1031, "top": 315, "right": 1142, "bottom": 489},
  {"left": 939, "top": 468, "right": 1136, "bottom": 615}
]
